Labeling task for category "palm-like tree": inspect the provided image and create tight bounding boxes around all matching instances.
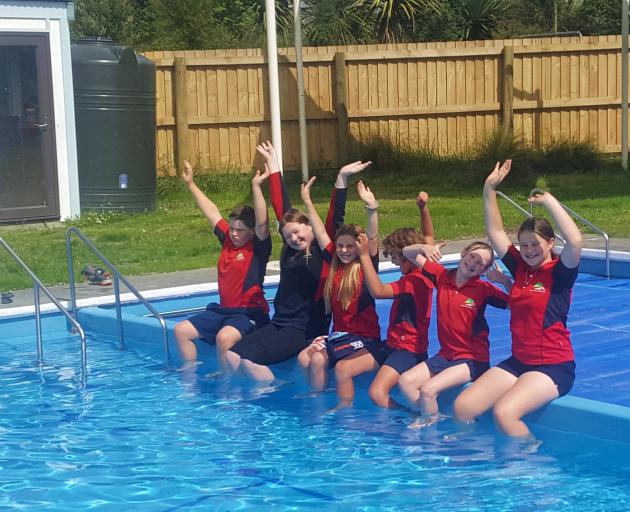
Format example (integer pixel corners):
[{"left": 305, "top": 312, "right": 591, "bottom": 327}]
[
  {"left": 458, "top": 0, "right": 512, "bottom": 40},
  {"left": 351, "top": 0, "right": 441, "bottom": 43}
]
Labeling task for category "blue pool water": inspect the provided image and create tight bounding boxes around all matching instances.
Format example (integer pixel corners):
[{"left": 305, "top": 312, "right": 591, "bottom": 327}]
[{"left": 2, "top": 268, "right": 630, "bottom": 510}]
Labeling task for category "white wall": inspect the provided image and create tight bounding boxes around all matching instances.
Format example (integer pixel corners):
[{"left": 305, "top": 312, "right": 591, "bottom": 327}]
[{"left": 0, "top": 1, "right": 80, "bottom": 220}]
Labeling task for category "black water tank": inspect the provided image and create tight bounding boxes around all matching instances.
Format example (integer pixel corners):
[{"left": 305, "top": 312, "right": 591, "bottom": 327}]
[{"left": 72, "top": 38, "right": 156, "bottom": 212}]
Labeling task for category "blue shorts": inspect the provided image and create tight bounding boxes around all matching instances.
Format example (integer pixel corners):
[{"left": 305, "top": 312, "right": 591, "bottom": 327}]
[
  {"left": 497, "top": 356, "right": 576, "bottom": 397},
  {"left": 187, "top": 303, "right": 269, "bottom": 343},
  {"left": 382, "top": 349, "right": 428, "bottom": 374},
  {"left": 326, "top": 331, "right": 384, "bottom": 368},
  {"left": 426, "top": 354, "right": 490, "bottom": 381}
]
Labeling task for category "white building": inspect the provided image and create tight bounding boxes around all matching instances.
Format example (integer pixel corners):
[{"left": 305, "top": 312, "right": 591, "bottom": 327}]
[{"left": 0, "top": 0, "right": 79, "bottom": 223}]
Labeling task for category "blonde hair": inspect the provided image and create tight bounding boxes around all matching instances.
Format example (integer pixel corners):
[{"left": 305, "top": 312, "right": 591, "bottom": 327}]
[{"left": 323, "top": 224, "right": 364, "bottom": 314}]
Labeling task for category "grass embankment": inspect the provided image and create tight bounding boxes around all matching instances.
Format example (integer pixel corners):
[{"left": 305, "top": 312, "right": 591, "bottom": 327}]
[{"left": 1, "top": 135, "right": 629, "bottom": 291}]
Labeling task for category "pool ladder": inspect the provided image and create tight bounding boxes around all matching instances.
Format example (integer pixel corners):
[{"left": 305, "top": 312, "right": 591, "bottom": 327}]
[
  {"left": 497, "top": 189, "right": 610, "bottom": 278},
  {"left": 66, "top": 227, "right": 171, "bottom": 366},
  {"left": 0, "top": 237, "right": 88, "bottom": 380}
]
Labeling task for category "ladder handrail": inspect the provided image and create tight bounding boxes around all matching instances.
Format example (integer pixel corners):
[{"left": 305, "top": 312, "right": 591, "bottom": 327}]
[
  {"left": 65, "top": 227, "right": 170, "bottom": 366},
  {"left": 496, "top": 190, "right": 610, "bottom": 278},
  {"left": 0, "top": 237, "right": 87, "bottom": 380}
]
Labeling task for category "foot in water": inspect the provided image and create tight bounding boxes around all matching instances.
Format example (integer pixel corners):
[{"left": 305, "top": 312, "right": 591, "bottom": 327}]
[
  {"left": 408, "top": 413, "right": 448, "bottom": 430},
  {"left": 250, "top": 379, "right": 293, "bottom": 396}
]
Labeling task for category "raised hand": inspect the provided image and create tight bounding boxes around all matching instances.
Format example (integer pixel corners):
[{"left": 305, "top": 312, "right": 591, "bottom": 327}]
[
  {"left": 527, "top": 189, "right": 549, "bottom": 206},
  {"left": 484, "top": 159, "right": 512, "bottom": 190},
  {"left": 416, "top": 191, "right": 429, "bottom": 209},
  {"left": 300, "top": 176, "right": 317, "bottom": 204},
  {"left": 252, "top": 163, "right": 271, "bottom": 188},
  {"left": 424, "top": 242, "right": 445, "bottom": 262},
  {"left": 181, "top": 160, "right": 194, "bottom": 184},
  {"left": 339, "top": 160, "right": 373, "bottom": 178},
  {"left": 255, "top": 140, "right": 280, "bottom": 171},
  {"left": 356, "top": 232, "right": 370, "bottom": 256},
  {"left": 357, "top": 180, "right": 377, "bottom": 209}
]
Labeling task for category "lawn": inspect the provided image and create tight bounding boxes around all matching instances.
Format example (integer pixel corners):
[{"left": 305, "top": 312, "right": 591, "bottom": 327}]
[{"left": 1, "top": 156, "right": 629, "bottom": 291}]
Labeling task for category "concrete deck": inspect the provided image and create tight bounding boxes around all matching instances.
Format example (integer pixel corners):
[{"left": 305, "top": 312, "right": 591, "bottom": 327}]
[{"left": 1, "top": 234, "right": 628, "bottom": 311}]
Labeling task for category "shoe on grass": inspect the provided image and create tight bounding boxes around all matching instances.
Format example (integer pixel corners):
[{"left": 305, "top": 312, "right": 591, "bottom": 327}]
[{"left": 80, "top": 265, "right": 113, "bottom": 286}]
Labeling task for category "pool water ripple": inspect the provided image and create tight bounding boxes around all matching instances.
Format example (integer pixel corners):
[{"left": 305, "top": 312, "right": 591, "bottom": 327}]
[{"left": 1, "top": 331, "right": 630, "bottom": 510}]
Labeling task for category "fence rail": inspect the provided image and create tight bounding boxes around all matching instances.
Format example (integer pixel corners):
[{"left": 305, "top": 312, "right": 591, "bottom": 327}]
[{"left": 143, "top": 35, "right": 626, "bottom": 176}]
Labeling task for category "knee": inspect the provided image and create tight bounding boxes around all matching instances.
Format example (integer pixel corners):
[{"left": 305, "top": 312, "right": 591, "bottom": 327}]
[
  {"left": 493, "top": 401, "right": 519, "bottom": 427},
  {"left": 419, "top": 381, "right": 438, "bottom": 401},
  {"left": 311, "top": 351, "right": 327, "bottom": 369},
  {"left": 174, "top": 321, "right": 189, "bottom": 341},
  {"left": 368, "top": 384, "right": 389, "bottom": 408},
  {"left": 398, "top": 372, "right": 417, "bottom": 391},
  {"left": 335, "top": 361, "right": 351, "bottom": 382},
  {"left": 216, "top": 330, "right": 238, "bottom": 352},
  {"left": 453, "top": 395, "right": 475, "bottom": 423},
  {"left": 297, "top": 350, "right": 310, "bottom": 369}
]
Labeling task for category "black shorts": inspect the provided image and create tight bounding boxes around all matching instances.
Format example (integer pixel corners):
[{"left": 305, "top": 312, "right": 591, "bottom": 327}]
[
  {"left": 187, "top": 303, "right": 269, "bottom": 342},
  {"left": 497, "top": 356, "right": 576, "bottom": 397},
  {"left": 382, "top": 349, "right": 428, "bottom": 374},
  {"left": 230, "top": 323, "right": 307, "bottom": 365},
  {"left": 325, "top": 332, "right": 383, "bottom": 368},
  {"left": 425, "top": 354, "right": 489, "bottom": 381}
]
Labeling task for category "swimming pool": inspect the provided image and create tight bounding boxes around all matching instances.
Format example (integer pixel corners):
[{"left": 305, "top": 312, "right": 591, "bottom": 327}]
[{"left": 2, "top": 252, "right": 630, "bottom": 510}]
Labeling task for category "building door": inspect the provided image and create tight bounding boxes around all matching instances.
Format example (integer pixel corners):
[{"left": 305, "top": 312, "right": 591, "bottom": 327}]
[{"left": 0, "top": 34, "right": 58, "bottom": 223}]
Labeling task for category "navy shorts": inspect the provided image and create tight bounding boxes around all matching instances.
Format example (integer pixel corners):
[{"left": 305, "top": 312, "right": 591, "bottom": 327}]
[
  {"left": 187, "top": 303, "right": 269, "bottom": 343},
  {"left": 382, "top": 349, "right": 428, "bottom": 374},
  {"left": 497, "top": 356, "right": 576, "bottom": 397},
  {"left": 326, "top": 331, "right": 384, "bottom": 368},
  {"left": 230, "top": 323, "right": 307, "bottom": 365},
  {"left": 426, "top": 354, "right": 490, "bottom": 381}
]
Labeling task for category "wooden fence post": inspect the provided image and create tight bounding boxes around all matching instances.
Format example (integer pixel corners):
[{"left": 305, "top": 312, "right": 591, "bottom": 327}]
[
  {"left": 334, "top": 52, "right": 349, "bottom": 164},
  {"left": 502, "top": 46, "right": 514, "bottom": 134},
  {"left": 174, "top": 57, "right": 189, "bottom": 175}
]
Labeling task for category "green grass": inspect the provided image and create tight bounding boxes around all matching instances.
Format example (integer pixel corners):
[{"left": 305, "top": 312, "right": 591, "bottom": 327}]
[{"left": 1, "top": 137, "right": 629, "bottom": 291}]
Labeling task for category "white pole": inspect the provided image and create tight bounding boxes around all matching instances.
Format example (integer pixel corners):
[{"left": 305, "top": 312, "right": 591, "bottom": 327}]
[
  {"left": 622, "top": 0, "right": 629, "bottom": 170},
  {"left": 266, "top": 0, "right": 284, "bottom": 172},
  {"left": 294, "top": 0, "right": 309, "bottom": 181}
]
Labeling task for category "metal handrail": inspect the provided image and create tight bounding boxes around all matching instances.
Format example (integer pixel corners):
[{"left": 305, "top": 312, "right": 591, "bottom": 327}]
[
  {"left": 65, "top": 227, "right": 170, "bottom": 366},
  {"left": 497, "top": 190, "right": 610, "bottom": 278},
  {"left": 0, "top": 237, "right": 87, "bottom": 380}
]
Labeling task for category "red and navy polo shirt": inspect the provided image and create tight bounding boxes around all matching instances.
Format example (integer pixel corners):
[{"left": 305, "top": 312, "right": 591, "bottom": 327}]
[
  {"left": 214, "top": 218, "right": 271, "bottom": 313},
  {"left": 422, "top": 260, "right": 509, "bottom": 363},
  {"left": 324, "top": 242, "right": 381, "bottom": 340},
  {"left": 386, "top": 268, "right": 434, "bottom": 354},
  {"left": 502, "top": 244, "right": 579, "bottom": 364}
]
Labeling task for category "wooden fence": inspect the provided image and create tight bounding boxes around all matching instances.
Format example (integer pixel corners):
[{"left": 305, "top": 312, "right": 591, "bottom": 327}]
[{"left": 143, "top": 35, "right": 625, "bottom": 176}]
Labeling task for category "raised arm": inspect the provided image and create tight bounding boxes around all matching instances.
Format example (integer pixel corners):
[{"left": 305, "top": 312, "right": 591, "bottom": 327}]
[
  {"left": 483, "top": 160, "right": 513, "bottom": 258},
  {"left": 301, "top": 176, "right": 331, "bottom": 251},
  {"left": 181, "top": 160, "right": 222, "bottom": 227},
  {"left": 530, "top": 191, "right": 582, "bottom": 268},
  {"left": 325, "top": 160, "right": 373, "bottom": 237},
  {"left": 402, "top": 243, "right": 444, "bottom": 270},
  {"left": 256, "top": 141, "right": 290, "bottom": 220},
  {"left": 486, "top": 263, "right": 514, "bottom": 293},
  {"left": 251, "top": 164, "right": 271, "bottom": 240},
  {"left": 416, "top": 191, "right": 435, "bottom": 244},
  {"left": 357, "top": 180, "right": 379, "bottom": 257},
  {"left": 356, "top": 233, "right": 394, "bottom": 299}
]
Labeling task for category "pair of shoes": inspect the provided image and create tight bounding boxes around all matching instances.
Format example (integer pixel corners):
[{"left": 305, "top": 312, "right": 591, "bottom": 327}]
[
  {"left": 80, "top": 265, "right": 113, "bottom": 286},
  {"left": 1, "top": 292, "right": 14, "bottom": 304}
]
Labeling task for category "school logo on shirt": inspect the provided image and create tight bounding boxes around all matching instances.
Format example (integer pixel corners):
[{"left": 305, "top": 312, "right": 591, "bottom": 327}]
[
  {"left": 532, "top": 281, "right": 546, "bottom": 293},
  {"left": 235, "top": 252, "right": 245, "bottom": 261},
  {"left": 461, "top": 297, "right": 477, "bottom": 309}
]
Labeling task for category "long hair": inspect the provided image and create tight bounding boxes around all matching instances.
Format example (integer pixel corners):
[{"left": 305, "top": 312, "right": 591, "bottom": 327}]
[{"left": 323, "top": 224, "right": 364, "bottom": 314}]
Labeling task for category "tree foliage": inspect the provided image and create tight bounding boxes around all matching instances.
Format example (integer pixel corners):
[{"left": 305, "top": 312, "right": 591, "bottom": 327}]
[{"left": 70, "top": 0, "right": 624, "bottom": 50}]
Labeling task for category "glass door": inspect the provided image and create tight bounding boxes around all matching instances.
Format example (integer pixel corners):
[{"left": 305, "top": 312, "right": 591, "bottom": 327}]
[{"left": 0, "top": 34, "right": 58, "bottom": 222}]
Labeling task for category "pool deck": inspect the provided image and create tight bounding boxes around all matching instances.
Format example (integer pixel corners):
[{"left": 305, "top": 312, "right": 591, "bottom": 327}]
[{"left": 1, "top": 234, "right": 628, "bottom": 311}]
